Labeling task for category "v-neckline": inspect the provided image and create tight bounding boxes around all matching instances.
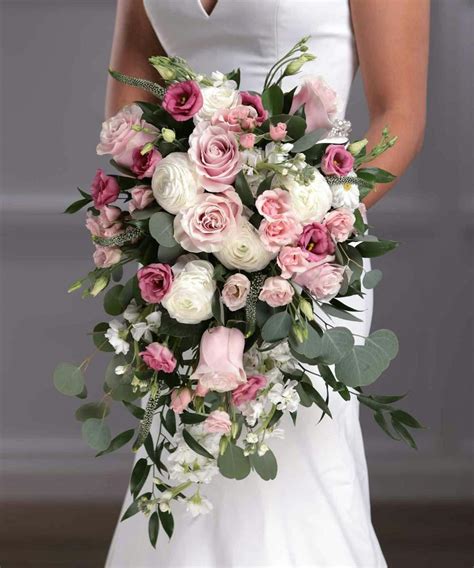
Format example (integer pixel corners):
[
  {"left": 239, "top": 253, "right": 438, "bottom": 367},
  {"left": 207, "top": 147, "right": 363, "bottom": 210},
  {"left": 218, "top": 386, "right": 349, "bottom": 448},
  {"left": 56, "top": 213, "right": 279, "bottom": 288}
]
[{"left": 196, "top": 0, "right": 221, "bottom": 19}]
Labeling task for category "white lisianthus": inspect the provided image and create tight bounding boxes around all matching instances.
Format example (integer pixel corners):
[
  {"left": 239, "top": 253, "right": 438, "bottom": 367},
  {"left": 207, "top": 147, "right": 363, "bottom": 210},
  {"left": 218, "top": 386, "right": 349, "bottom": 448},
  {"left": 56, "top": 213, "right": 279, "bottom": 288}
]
[
  {"left": 162, "top": 259, "right": 216, "bottom": 324},
  {"left": 282, "top": 168, "right": 332, "bottom": 222},
  {"left": 151, "top": 153, "right": 203, "bottom": 214},
  {"left": 268, "top": 380, "right": 300, "bottom": 413},
  {"left": 105, "top": 319, "right": 129, "bottom": 355},
  {"left": 186, "top": 493, "right": 213, "bottom": 518},
  {"left": 130, "top": 311, "right": 162, "bottom": 343},
  {"left": 194, "top": 83, "right": 240, "bottom": 122},
  {"left": 214, "top": 220, "right": 275, "bottom": 272},
  {"left": 330, "top": 172, "right": 360, "bottom": 210}
]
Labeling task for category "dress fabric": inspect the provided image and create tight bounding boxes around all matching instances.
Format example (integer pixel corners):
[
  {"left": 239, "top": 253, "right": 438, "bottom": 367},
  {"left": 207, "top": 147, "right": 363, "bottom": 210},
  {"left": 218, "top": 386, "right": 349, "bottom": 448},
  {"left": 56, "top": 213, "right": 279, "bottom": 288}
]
[{"left": 106, "top": 1, "right": 386, "bottom": 566}]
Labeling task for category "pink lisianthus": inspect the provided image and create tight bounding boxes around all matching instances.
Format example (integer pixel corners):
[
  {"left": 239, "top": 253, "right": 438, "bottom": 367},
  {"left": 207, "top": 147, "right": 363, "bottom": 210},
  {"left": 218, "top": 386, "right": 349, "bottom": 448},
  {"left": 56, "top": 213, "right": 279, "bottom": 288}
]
[
  {"left": 240, "top": 92, "right": 268, "bottom": 126},
  {"left": 232, "top": 374, "right": 267, "bottom": 407},
  {"left": 255, "top": 188, "right": 292, "bottom": 220},
  {"left": 96, "top": 104, "right": 144, "bottom": 156},
  {"left": 191, "top": 326, "right": 247, "bottom": 393},
  {"left": 211, "top": 105, "right": 259, "bottom": 132},
  {"left": 92, "top": 245, "right": 122, "bottom": 268},
  {"left": 128, "top": 185, "right": 155, "bottom": 214},
  {"left": 258, "top": 276, "right": 295, "bottom": 307},
  {"left": 174, "top": 190, "right": 243, "bottom": 253},
  {"left": 293, "top": 262, "right": 346, "bottom": 301},
  {"left": 162, "top": 80, "right": 203, "bottom": 122},
  {"left": 188, "top": 122, "right": 241, "bottom": 192},
  {"left": 90, "top": 169, "right": 120, "bottom": 209},
  {"left": 239, "top": 133, "right": 256, "bottom": 149},
  {"left": 86, "top": 206, "right": 123, "bottom": 238},
  {"left": 204, "top": 410, "right": 232, "bottom": 434},
  {"left": 321, "top": 145, "right": 354, "bottom": 176},
  {"left": 277, "top": 246, "right": 313, "bottom": 279},
  {"left": 221, "top": 273, "right": 251, "bottom": 311},
  {"left": 140, "top": 342, "right": 177, "bottom": 373},
  {"left": 297, "top": 222, "right": 335, "bottom": 262},
  {"left": 170, "top": 387, "right": 193, "bottom": 414},
  {"left": 131, "top": 146, "right": 162, "bottom": 179},
  {"left": 290, "top": 76, "right": 338, "bottom": 132},
  {"left": 259, "top": 217, "right": 302, "bottom": 253},
  {"left": 269, "top": 122, "right": 287, "bottom": 141},
  {"left": 113, "top": 130, "right": 159, "bottom": 171},
  {"left": 137, "top": 263, "right": 174, "bottom": 304},
  {"left": 324, "top": 208, "right": 355, "bottom": 242}
]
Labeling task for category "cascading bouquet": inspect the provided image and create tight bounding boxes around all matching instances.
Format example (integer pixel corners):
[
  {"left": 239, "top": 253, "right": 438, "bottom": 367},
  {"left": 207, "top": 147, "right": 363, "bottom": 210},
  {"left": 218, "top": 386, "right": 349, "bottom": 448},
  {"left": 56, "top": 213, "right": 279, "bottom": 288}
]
[{"left": 54, "top": 37, "right": 421, "bottom": 546}]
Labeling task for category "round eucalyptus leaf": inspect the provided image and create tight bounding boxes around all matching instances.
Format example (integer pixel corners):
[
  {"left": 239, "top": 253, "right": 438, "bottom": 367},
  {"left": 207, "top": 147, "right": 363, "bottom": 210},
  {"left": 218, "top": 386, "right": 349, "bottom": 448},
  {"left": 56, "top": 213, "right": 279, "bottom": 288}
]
[
  {"left": 218, "top": 443, "right": 251, "bottom": 480},
  {"left": 75, "top": 401, "right": 110, "bottom": 422},
  {"left": 290, "top": 324, "right": 322, "bottom": 360},
  {"left": 105, "top": 355, "right": 132, "bottom": 389},
  {"left": 92, "top": 322, "right": 114, "bottom": 352},
  {"left": 149, "top": 211, "right": 177, "bottom": 247},
  {"left": 366, "top": 329, "right": 399, "bottom": 362},
  {"left": 319, "top": 327, "right": 354, "bottom": 364},
  {"left": 53, "top": 363, "right": 85, "bottom": 396},
  {"left": 157, "top": 242, "right": 184, "bottom": 263},
  {"left": 250, "top": 448, "right": 278, "bottom": 480},
  {"left": 261, "top": 311, "right": 292, "bottom": 343},
  {"left": 104, "top": 284, "right": 125, "bottom": 316},
  {"left": 363, "top": 269, "right": 383, "bottom": 289},
  {"left": 109, "top": 384, "right": 140, "bottom": 402},
  {"left": 81, "top": 418, "right": 111, "bottom": 451}
]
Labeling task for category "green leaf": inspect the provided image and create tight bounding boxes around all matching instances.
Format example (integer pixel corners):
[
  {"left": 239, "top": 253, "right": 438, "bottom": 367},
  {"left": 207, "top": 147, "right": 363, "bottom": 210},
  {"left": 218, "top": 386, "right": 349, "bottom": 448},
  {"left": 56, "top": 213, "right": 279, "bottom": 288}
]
[
  {"left": 105, "top": 355, "right": 131, "bottom": 389},
  {"left": 75, "top": 401, "right": 110, "bottom": 422},
  {"left": 250, "top": 448, "right": 278, "bottom": 480},
  {"left": 164, "top": 409, "right": 176, "bottom": 437},
  {"left": 104, "top": 284, "right": 126, "bottom": 316},
  {"left": 96, "top": 428, "right": 135, "bottom": 457},
  {"left": 366, "top": 329, "right": 399, "bottom": 362},
  {"left": 158, "top": 509, "right": 174, "bottom": 539},
  {"left": 123, "top": 400, "right": 145, "bottom": 419},
  {"left": 149, "top": 211, "right": 177, "bottom": 247},
  {"left": 81, "top": 418, "right": 111, "bottom": 452},
  {"left": 371, "top": 393, "right": 407, "bottom": 404},
  {"left": 218, "top": 443, "right": 251, "bottom": 480},
  {"left": 262, "top": 84, "right": 284, "bottom": 116},
  {"left": 319, "top": 304, "right": 362, "bottom": 323},
  {"left": 374, "top": 412, "right": 399, "bottom": 440},
  {"left": 92, "top": 322, "right": 115, "bottom": 352},
  {"left": 64, "top": 197, "right": 91, "bottom": 214},
  {"left": 319, "top": 327, "right": 354, "bottom": 364},
  {"left": 234, "top": 171, "right": 255, "bottom": 208},
  {"left": 157, "top": 242, "right": 184, "bottom": 263},
  {"left": 391, "top": 418, "right": 418, "bottom": 449},
  {"left": 121, "top": 492, "right": 151, "bottom": 521},
  {"left": 289, "top": 324, "right": 322, "bottom": 360},
  {"left": 339, "top": 243, "right": 364, "bottom": 283},
  {"left": 120, "top": 275, "right": 141, "bottom": 306},
  {"left": 130, "top": 458, "right": 150, "bottom": 498},
  {"left": 363, "top": 269, "right": 383, "bottom": 289},
  {"left": 261, "top": 311, "right": 292, "bottom": 342},
  {"left": 300, "top": 381, "right": 332, "bottom": 418},
  {"left": 159, "top": 312, "right": 207, "bottom": 338},
  {"left": 53, "top": 363, "right": 85, "bottom": 397},
  {"left": 255, "top": 174, "right": 275, "bottom": 197},
  {"left": 357, "top": 167, "right": 396, "bottom": 184},
  {"left": 391, "top": 410, "right": 423, "bottom": 429},
  {"left": 290, "top": 129, "right": 325, "bottom": 153},
  {"left": 182, "top": 429, "right": 215, "bottom": 460},
  {"left": 262, "top": 114, "right": 306, "bottom": 139},
  {"left": 180, "top": 411, "right": 208, "bottom": 424},
  {"left": 148, "top": 511, "right": 159, "bottom": 548},
  {"left": 357, "top": 239, "right": 398, "bottom": 258}
]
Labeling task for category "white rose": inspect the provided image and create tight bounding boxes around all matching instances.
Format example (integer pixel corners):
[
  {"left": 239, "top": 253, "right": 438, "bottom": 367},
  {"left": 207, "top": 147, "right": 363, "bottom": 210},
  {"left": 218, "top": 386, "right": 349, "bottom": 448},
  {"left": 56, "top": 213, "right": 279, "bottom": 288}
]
[
  {"left": 151, "top": 153, "right": 203, "bottom": 214},
  {"left": 162, "top": 259, "right": 216, "bottom": 324},
  {"left": 194, "top": 84, "right": 240, "bottom": 123},
  {"left": 282, "top": 168, "right": 332, "bottom": 223},
  {"left": 214, "top": 220, "right": 275, "bottom": 272},
  {"left": 330, "top": 171, "right": 360, "bottom": 210}
]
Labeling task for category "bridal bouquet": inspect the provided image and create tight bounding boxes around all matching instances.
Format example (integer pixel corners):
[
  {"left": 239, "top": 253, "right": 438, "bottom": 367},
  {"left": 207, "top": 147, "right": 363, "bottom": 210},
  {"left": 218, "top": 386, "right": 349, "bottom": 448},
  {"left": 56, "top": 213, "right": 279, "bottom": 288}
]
[{"left": 54, "top": 37, "right": 421, "bottom": 546}]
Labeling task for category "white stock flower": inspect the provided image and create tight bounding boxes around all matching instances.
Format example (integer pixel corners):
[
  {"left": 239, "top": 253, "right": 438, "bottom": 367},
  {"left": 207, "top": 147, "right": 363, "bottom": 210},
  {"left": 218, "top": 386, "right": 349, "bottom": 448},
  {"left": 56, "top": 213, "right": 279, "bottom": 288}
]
[
  {"left": 214, "top": 220, "right": 275, "bottom": 272},
  {"left": 266, "top": 427, "right": 285, "bottom": 440},
  {"left": 130, "top": 311, "right": 162, "bottom": 343},
  {"left": 162, "top": 259, "right": 216, "bottom": 324},
  {"left": 105, "top": 319, "right": 130, "bottom": 355},
  {"left": 241, "top": 400, "right": 265, "bottom": 427},
  {"left": 151, "top": 153, "right": 203, "bottom": 214},
  {"left": 330, "top": 172, "right": 360, "bottom": 210},
  {"left": 123, "top": 299, "right": 140, "bottom": 323},
  {"left": 194, "top": 83, "right": 240, "bottom": 122},
  {"left": 186, "top": 493, "right": 213, "bottom": 518},
  {"left": 282, "top": 168, "right": 332, "bottom": 223},
  {"left": 268, "top": 381, "right": 300, "bottom": 413}
]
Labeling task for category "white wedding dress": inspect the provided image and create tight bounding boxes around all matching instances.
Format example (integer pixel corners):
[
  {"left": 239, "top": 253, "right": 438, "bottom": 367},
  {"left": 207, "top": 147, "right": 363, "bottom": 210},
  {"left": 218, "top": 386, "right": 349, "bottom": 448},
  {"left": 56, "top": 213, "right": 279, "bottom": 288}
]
[{"left": 106, "top": 1, "right": 386, "bottom": 566}]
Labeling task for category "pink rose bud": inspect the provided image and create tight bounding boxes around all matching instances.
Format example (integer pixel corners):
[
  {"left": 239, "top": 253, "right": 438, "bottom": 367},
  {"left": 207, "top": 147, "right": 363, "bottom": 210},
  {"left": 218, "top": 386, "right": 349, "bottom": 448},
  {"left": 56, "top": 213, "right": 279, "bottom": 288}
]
[
  {"left": 269, "top": 122, "right": 287, "bottom": 141},
  {"left": 170, "top": 387, "right": 193, "bottom": 414},
  {"left": 203, "top": 410, "right": 232, "bottom": 434},
  {"left": 221, "top": 273, "right": 251, "bottom": 311},
  {"left": 321, "top": 145, "right": 355, "bottom": 177},
  {"left": 240, "top": 92, "right": 269, "bottom": 126},
  {"left": 137, "top": 263, "right": 174, "bottom": 304},
  {"left": 162, "top": 80, "right": 203, "bottom": 122},
  {"left": 140, "top": 342, "right": 177, "bottom": 373},
  {"left": 297, "top": 222, "right": 335, "bottom": 262},
  {"left": 258, "top": 276, "right": 295, "bottom": 307},
  {"left": 92, "top": 245, "right": 121, "bottom": 268},
  {"left": 239, "top": 133, "right": 256, "bottom": 149},
  {"left": 277, "top": 246, "right": 312, "bottom": 279},
  {"left": 91, "top": 169, "right": 120, "bottom": 209},
  {"left": 128, "top": 186, "right": 155, "bottom": 214},
  {"left": 232, "top": 374, "right": 267, "bottom": 407},
  {"left": 293, "top": 263, "right": 346, "bottom": 301},
  {"left": 324, "top": 208, "right": 355, "bottom": 242}
]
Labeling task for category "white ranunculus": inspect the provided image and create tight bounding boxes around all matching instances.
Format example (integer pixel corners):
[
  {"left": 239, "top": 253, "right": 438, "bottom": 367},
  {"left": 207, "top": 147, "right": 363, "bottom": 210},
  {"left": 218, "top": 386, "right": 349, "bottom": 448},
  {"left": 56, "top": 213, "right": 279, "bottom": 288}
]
[
  {"left": 282, "top": 168, "right": 332, "bottom": 223},
  {"left": 162, "top": 259, "right": 216, "bottom": 324},
  {"left": 214, "top": 220, "right": 275, "bottom": 272},
  {"left": 330, "top": 172, "right": 360, "bottom": 210},
  {"left": 151, "top": 153, "right": 203, "bottom": 214},
  {"left": 194, "top": 84, "right": 240, "bottom": 123}
]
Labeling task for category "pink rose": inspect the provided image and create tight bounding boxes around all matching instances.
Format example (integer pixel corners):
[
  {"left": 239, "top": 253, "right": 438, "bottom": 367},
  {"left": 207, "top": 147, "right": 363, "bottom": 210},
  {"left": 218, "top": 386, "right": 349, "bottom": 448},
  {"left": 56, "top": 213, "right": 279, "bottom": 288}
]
[
  {"left": 96, "top": 104, "right": 143, "bottom": 156},
  {"left": 256, "top": 188, "right": 292, "bottom": 220},
  {"left": 92, "top": 245, "right": 121, "bottom": 268},
  {"left": 162, "top": 80, "right": 203, "bottom": 122},
  {"left": 324, "top": 208, "right": 355, "bottom": 242},
  {"left": 194, "top": 382, "right": 209, "bottom": 398},
  {"left": 239, "top": 133, "right": 256, "bottom": 149},
  {"left": 221, "top": 273, "right": 251, "bottom": 311},
  {"left": 131, "top": 146, "right": 162, "bottom": 179},
  {"left": 290, "top": 76, "right": 338, "bottom": 132},
  {"left": 203, "top": 410, "right": 232, "bottom": 434},
  {"left": 86, "top": 206, "right": 123, "bottom": 238},
  {"left": 232, "top": 374, "right": 267, "bottom": 407},
  {"left": 277, "top": 246, "right": 312, "bottom": 279},
  {"left": 137, "top": 263, "right": 174, "bottom": 303},
  {"left": 297, "top": 222, "right": 335, "bottom": 262},
  {"left": 212, "top": 105, "right": 259, "bottom": 132},
  {"left": 269, "top": 122, "right": 287, "bottom": 141},
  {"left": 188, "top": 122, "right": 241, "bottom": 192},
  {"left": 174, "top": 190, "right": 243, "bottom": 253},
  {"left": 258, "top": 276, "right": 295, "bottom": 307},
  {"left": 192, "top": 327, "right": 247, "bottom": 393},
  {"left": 294, "top": 263, "right": 346, "bottom": 301},
  {"left": 90, "top": 169, "right": 120, "bottom": 209},
  {"left": 170, "top": 387, "right": 193, "bottom": 414},
  {"left": 259, "top": 217, "right": 302, "bottom": 253},
  {"left": 128, "top": 185, "right": 155, "bottom": 214},
  {"left": 140, "top": 342, "right": 177, "bottom": 373},
  {"left": 321, "top": 145, "right": 354, "bottom": 176},
  {"left": 240, "top": 92, "right": 268, "bottom": 126}
]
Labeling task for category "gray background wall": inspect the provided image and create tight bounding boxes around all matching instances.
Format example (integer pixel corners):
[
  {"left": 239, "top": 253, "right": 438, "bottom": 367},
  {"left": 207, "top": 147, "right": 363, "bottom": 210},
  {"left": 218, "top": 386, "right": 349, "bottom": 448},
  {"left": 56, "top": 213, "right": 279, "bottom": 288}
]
[{"left": 1, "top": 0, "right": 472, "bottom": 504}]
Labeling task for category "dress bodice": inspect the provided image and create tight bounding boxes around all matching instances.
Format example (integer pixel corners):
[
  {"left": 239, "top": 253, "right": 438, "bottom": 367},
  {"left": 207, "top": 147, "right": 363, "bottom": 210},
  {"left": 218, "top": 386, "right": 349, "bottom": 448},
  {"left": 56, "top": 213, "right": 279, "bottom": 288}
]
[{"left": 143, "top": 0, "right": 358, "bottom": 116}]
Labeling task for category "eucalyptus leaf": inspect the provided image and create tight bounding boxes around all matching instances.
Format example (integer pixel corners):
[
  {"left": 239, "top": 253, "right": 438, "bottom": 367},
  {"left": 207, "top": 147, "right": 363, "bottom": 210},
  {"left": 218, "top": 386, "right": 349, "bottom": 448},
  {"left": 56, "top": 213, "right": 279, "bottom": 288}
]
[
  {"left": 290, "top": 129, "right": 325, "bottom": 153},
  {"left": 53, "top": 363, "right": 85, "bottom": 397},
  {"left": 157, "top": 242, "right": 184, "bottom": 263},
  {"left": 81, "top": 418, "right": 111, "bottom": 451},
  {"left": 250, "top": 449, "right": 278, "bottom": 480},
  {"left": 104, "top": 284, "right": 125, "bottom": 316},
  {"left": 149, "top": 211, "right": 177, "bottom": 247},
  {"left": 218, "top": 443, "right": 251, "bottom": 480},
  {"left": 92, "top": 322, "right": 115, "bottom": 352},
  {"left": 319, "top": 327, "right": 354, "bottom": 364},
  {"left": 261, "top": 311, "right": 292, "bottom": 342},
  {"left": 289, "top": 324, "right": 322, "bottom": 360},
  {"left": 75, "top": 401, "right": 110, "bottom": 422},
  {"left": 363, "top": 269, "right": 383, "bottom": 289},
  {"left": 96, "top": 428, "right": 135, "bottom": 457}
]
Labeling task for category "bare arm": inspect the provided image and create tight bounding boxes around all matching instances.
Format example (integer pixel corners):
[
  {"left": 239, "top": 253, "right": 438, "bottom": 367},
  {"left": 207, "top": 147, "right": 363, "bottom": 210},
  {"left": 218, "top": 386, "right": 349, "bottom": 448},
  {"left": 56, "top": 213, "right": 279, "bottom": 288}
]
[
  {"left": 105, "top": 0, "right": 167, "bottom": 118},
  {"left": 350, "top": 0, "right": 430, "bottom": 208}
]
